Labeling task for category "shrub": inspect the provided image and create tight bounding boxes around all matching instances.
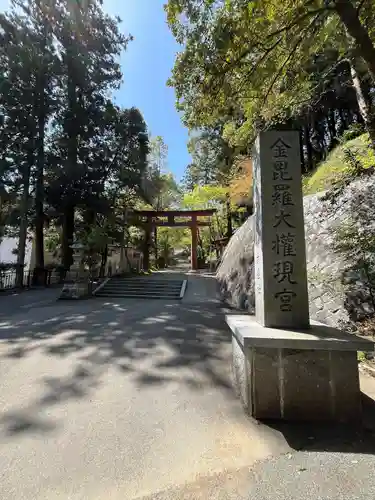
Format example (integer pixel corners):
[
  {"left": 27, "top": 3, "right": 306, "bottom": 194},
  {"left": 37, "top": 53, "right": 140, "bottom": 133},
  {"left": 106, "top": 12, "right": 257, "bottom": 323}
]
[{"left": 341, "top": 123, "right": 366, "bottom": 143}]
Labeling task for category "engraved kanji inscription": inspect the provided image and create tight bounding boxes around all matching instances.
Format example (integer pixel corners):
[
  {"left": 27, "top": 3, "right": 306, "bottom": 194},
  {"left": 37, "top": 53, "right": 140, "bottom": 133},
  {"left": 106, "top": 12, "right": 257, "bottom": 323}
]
[
  {"left": 272, "top": 161, "right": 292, "bottom": 181},
  {"left": 272, "top": 233, "right": 296, "bottom": 257},
  {"left": 272, "top": 261, "right": 297, "bottom": 284},
  {"left": 274, "top": 288, "right": 297, "bottom": 312},
  {"left": 272, "top": 184, "right": 294, "bottom": 206},
  {"left": 273, "top": 209, "right": 295, "bottom": 229},
  {"left": 271, "top": 138, "right": 291, "bottom": 158}
]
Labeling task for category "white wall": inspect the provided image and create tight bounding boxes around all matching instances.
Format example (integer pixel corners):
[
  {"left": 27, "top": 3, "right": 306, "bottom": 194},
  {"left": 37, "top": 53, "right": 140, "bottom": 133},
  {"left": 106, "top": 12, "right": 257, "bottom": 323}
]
[{"left": 0, "top": 236, "right": 33, "bottom": 269}]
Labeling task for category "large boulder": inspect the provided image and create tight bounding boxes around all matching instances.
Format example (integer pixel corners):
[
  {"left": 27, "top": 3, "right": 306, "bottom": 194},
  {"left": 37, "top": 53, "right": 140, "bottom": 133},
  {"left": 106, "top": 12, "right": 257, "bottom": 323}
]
[{"left": 217, "top": 174, "right": 375, "bottom": 329}]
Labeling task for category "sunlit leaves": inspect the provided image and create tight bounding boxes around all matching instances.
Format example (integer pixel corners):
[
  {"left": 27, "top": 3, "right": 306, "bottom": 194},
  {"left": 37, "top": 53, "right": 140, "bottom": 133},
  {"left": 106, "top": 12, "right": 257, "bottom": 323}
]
[{"left": 166, "top": 0, "right": 375, "bottom": 148}]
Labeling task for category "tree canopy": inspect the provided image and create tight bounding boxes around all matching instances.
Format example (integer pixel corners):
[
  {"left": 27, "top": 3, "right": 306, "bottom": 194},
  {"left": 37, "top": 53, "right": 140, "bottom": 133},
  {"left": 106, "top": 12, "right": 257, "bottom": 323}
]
[
  {"left": 166, "top": 0, "right": 375, "bottom": 155},
  {"left": 0, "top": 0, "right": 156, "bottom": 279}
]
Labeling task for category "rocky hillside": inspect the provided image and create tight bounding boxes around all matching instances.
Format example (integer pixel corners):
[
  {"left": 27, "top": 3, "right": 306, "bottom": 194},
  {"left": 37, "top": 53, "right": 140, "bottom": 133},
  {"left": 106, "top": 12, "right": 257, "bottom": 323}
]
[{"left": 217, "top": 174, "right": 375, "bottom": 330}]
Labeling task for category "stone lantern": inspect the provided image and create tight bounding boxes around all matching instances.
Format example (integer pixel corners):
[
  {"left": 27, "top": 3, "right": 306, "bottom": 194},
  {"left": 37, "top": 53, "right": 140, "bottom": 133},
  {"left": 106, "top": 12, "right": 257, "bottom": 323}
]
[
  {"left": 60, "top": 241, "right": 90, "bottom": 300},
  {"left": 70, "top": 241, "right": 86, "bottom": 276}
]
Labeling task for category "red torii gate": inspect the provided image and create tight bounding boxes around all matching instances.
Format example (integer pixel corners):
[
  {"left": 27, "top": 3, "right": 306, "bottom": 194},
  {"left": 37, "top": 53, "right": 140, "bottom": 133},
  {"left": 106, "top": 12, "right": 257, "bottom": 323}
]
[{"left": 130, "top": 209, "right": 216, "bottom": 271}]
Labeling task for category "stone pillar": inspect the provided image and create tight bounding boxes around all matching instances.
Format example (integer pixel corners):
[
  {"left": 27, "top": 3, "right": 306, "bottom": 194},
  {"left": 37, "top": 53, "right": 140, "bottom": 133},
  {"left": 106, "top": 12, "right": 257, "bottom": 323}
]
[
  {"left": 190, "top": 216, "right": 198, "bottom": 271},
  {"left": 253, "top": 130, "right": 309, "bottom": 328},
  {"left": 226, "top": 130, "right": 375, "bottom": 422}
]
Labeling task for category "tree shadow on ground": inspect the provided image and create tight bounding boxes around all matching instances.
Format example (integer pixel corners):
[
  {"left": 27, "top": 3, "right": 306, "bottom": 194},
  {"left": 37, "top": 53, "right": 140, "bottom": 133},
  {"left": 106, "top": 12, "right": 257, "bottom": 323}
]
[
  {"left": 2, "top": 295, "right": 375, "bottom": 457},
  {"left": 0, "top": 298, "right": 235, "bottom": 436}
]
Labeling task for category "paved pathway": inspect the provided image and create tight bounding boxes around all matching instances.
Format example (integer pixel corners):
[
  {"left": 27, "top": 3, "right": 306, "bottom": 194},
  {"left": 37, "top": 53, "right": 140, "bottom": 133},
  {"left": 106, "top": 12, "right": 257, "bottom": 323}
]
[
  {"left": 0, "top": 287, "right": 61, "bottom": 318},
  {"left": 0, "top": 271, "right": 290, "bottom": 499},
  {"left": 2, "top": 271, "right": 375, "bottom": 499}
]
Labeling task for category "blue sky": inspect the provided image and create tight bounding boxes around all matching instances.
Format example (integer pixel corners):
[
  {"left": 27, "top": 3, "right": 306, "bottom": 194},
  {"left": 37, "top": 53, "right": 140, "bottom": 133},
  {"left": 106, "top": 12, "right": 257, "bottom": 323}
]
[
  {"left": 104, "top": 0, "right": 190, "bottom": 180},
  {"left": 0, "top": 0, "right": 191, "bottom": 181}
]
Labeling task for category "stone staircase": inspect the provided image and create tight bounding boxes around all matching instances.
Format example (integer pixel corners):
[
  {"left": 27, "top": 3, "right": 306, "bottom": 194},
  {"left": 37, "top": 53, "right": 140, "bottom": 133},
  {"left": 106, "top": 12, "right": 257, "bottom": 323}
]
[{"left": 94, "top": 275, "right": 187, "bottom": 300}]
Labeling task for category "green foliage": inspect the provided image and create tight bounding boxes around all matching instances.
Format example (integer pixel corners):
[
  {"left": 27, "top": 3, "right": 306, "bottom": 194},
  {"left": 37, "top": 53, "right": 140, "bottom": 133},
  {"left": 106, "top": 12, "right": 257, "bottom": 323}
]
[
  {"left": 182, "top": 184, "right": 227, "bottom": 210},
  {"left": 149, "top": 136, "right": 168, "bottom": 174},
  {"left": 183, "top": 127, "right": 237, "bottom": 189},
  {"left": 167, "top": 1, "right": 337, "bottom": 136},
  {"left": 358, "top": 351, "right": 366, "bottom": 362},
  {"left": 155, "top": 173, "right": 182, "bottom": 210},
  {"left": 303, "top": 134, "right": 374, "bottom": 195},
  {"left": 181, "top": 183, "right": 236, "bottom": 259},
  {"left": 83, "top": 226, "right": 110, "bottom": 255},
  {"left": 45, "top": 227, "right": 60, "bottom": 253},
  {"left": 0, "top": 0, "right": 154, "bottom": 273},
  {"left": 156, "top": 226, "right": 190, "bottom": 266},
  {"left": 167, "top": 0, "right": 375, "bottom": 189},
  {"left": 341, "top": 123, "right": 367, "bottom": 142},
  {"left": 145, "top": 136, "right": 170, "bottom": 206}
]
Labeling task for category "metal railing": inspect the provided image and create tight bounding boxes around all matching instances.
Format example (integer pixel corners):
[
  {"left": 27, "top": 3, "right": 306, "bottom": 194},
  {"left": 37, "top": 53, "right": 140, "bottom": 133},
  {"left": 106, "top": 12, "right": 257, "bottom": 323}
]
[
  {"left": 0, "top": 263, "right": 135, "bottom": 293},
  {"left": 0, "top": 268, "right": 63, "bottom": 292}
]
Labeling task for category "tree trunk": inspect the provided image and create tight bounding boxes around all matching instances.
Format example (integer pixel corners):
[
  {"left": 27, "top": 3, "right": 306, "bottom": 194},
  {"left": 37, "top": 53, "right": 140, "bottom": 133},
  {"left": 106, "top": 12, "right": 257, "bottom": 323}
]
[
  {"left": 350, "top": 62, "right": 375, "bottom": 148},
  {"left": 100, "top": 244, "right": 108, "bottom": 277},
  {"left": 304, "top": 125, "right": 313, "bottom": 172},
  {"left": 328, "top": 110, "right": 337, "bottom": 144},
  {"left": 299, "top": 128, "right": 306, "bottom": 173},
  {"left": 334, "top": 0, "right": 375, "bottom": 81},
  {"left": 34, "top": 114, "right": 45, "bottom": 274},
  {"left": 338, "top": 108, "right": 347, "bottom": 133},
  {"left": 16, "top": 152, "right": 32, "bottom": 287},
  {"left": 33, "top": 17, "right": 48, "bottom": 282},
  {"left": 61, "top": 205, "right": 74, "bottom": 270},
  {"left": 225, "top": 194, "right": 233, "bottom": 238},
  {"left": 154, "top": 226, "right": 158, "bottom": 261},
  {"left": 62, "top": 47, "right": 78, "bottom": 270},
  {"left": 84, "top": 208, "right": 95, "bottom": 228},
  {"left": 197, "top": 229, "right": 205, "bottom": 262}
]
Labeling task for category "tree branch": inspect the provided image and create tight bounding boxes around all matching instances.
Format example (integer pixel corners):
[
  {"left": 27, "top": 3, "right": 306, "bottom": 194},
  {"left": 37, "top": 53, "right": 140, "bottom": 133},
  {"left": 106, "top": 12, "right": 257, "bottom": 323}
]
[
  {"left": 261, "top": 12, "right": 326, "bottom": 108},
  {"left": 209, "top": 4, "right": 331, "bottom": 80},
  {"left": 265, "top": 5, "right": 331, "bottom": 40}
]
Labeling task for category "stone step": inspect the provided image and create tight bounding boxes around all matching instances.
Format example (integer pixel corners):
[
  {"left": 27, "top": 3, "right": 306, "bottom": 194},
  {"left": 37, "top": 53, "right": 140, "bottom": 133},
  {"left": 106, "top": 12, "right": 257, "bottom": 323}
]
[
  {"left": 110, "top": 277, "right": 181, "bottom": 282},
  {"left": 95, "top": 292, "right": 182, "bottom": 299},
  {"left": 107, "top": 280, "right": 181, "bottom": 284},
  {"left": 100, "top": 289, "right": 182, "bottom": 295},
  {"left": 106, "top": 278, "right": 183, "bottom": 283},
  {"left": 102, "top": 281, "right": 182, "bottom": 288},
  {"left": 94, "top": 277, "right": 187, "bottom": 300},
  {"left": 101, "top": 282, "right": 182, "bottom": 288},
  {"left": 97, "top": 287, "right": 181, "bottom": 293},
  {"left": 108, "top": 283, "right": 182, "bottom": 288}
]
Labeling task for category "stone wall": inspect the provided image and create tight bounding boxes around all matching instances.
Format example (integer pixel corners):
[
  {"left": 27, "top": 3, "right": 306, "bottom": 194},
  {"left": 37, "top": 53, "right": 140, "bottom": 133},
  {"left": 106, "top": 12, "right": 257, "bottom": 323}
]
[{"left": 217, "top": 175, "right": 375, "bottom": 329}]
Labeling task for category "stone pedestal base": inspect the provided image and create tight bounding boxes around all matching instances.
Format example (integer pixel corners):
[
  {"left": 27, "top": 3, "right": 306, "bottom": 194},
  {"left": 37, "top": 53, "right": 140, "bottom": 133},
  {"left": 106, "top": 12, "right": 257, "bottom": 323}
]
[
  {"left": 60, "top": 281, "right": 90, "bottom": 300},
  {"left": 228, "top": 315, "right": 375, "bottom": 422}
]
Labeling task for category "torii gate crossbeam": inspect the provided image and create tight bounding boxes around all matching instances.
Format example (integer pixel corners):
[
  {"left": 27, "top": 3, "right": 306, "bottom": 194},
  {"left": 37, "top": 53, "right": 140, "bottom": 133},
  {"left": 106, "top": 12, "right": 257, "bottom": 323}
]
[{"left": 129, "top": 209, "right": 216, "bottom": 271}]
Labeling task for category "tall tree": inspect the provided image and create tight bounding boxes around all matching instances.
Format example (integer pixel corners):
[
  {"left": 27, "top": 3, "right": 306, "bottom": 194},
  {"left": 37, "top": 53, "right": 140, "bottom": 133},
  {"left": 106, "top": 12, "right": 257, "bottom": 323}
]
[
  {"left": 146, "top": 136, "right": 171, "bottom": 259},
  {"left": 147, "top": 135, "right": 169, "bottom": 209},
  {"left": 0, "top": 0, "right": 57, "bottom": 284},
  {"left": 0, "top": 0, "right": 151, "bottom": 283},
  {"left": 48, "top": 0, "right": 130, "bottom": 268},
  {"left": 184, "top": 127, "right": 239, "bottom": 236}
]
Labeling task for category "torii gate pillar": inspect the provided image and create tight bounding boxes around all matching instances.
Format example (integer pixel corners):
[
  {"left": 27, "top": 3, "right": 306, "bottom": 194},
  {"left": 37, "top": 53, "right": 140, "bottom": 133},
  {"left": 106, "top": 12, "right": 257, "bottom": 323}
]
[{"left": 190, "top": 215, "right": 198, "bottom": 271}]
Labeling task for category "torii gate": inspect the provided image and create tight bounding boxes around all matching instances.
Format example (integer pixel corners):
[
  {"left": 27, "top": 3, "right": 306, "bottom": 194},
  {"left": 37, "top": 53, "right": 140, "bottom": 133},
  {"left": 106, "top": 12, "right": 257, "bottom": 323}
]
[{"left": 130, "top": 209, "right": 216, "bottom": 271}]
